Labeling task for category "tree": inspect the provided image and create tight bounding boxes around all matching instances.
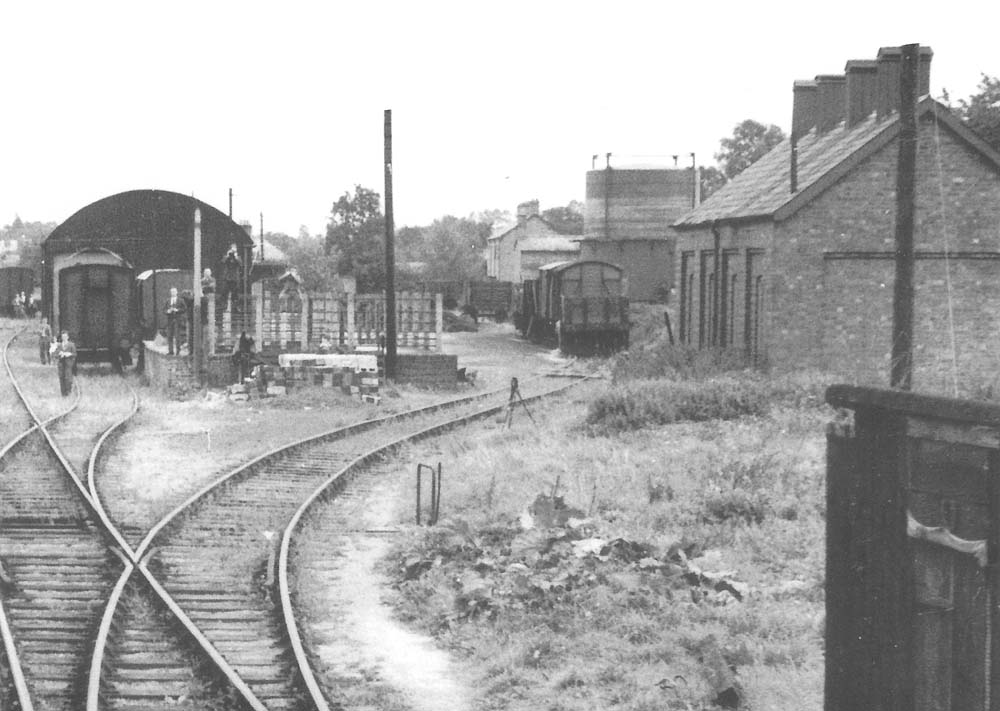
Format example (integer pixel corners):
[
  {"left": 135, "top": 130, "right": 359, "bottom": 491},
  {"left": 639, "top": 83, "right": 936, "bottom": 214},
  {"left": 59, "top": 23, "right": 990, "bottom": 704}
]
[
  {"left": 266, "top": 228, "right": 342, "bottom": 292},
  {"left": 715, "top": 119, "right": 786, "bottom": 180},
  {"left": 1, "top": 218, "right": 57, "bottom": 275},
  {"left": 541, "top": 200, "right": 584, "bottom": 234},
  {"left": 699, "top": 166, "right": 727, "bottom": 202},
  {"left": 417, "top": 215, "right": 488, "bottom": 282},
  {"left": 325, "top": 185, "right": 385, "bottom": 292},
  {"left": 952, "top": 74, "right": 1000, "bottom": 153}
]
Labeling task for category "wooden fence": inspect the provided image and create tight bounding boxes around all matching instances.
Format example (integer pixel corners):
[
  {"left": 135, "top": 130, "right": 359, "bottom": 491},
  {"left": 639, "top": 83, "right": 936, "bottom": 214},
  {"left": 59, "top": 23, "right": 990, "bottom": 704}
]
[
  {"left": 208, "top": 282, "right": 442, "bottom": 354},
  {"left": 826, "top": 384, "right": 1000, "bottom": 711}
]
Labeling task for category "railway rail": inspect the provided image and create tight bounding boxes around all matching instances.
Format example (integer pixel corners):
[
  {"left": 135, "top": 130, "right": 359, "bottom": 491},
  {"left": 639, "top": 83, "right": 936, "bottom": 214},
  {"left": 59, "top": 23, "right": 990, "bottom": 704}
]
[
  {"left": 3, "top": 314, "right": 586, "bottom": 710},
  {"left": 128, "top": 372, "right": 586, "bottom": 709},
  {"left": 0, "top": 329, "right": 261, "bottom": 711}
]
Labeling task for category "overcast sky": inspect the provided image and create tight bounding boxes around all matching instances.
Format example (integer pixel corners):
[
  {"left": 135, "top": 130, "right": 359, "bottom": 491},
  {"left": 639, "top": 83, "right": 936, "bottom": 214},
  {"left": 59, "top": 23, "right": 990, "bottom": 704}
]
[{"left": 2, "top": 1, "right": 998, "bottom": 238}]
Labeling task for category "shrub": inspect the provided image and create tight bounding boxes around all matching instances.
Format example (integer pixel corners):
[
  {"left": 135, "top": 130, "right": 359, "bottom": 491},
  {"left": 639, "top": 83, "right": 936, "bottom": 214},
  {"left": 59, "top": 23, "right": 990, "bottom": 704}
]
[
  {"left": 611, "top": 339, "right": 748, "bottom": 382},
  {"left": 585, "top": 377, "right": 770, "bottom": 433}
]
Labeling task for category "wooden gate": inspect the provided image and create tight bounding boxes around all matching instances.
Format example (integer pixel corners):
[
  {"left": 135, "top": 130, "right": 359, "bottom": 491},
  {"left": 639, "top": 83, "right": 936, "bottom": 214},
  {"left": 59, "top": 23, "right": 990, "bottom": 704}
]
[{"left": 826, "top": 384, "right": 1000, "bottom": 711}]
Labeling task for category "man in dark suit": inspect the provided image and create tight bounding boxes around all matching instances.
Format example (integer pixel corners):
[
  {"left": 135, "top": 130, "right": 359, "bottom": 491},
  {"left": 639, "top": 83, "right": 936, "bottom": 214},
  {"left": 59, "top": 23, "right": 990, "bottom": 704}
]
[
  {"left": 165, "top": 287, "right": 183, "bottom": 355},
  {"left": 53, "top": 331, "right": 77, "bottom": 396}
]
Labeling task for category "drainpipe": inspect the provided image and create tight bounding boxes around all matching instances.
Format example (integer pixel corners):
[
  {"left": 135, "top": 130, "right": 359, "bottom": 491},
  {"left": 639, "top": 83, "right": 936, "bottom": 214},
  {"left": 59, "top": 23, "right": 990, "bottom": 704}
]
[
  {"left": 711, "top": 220, "right": 721, "bottom": 347},
  {"left": 604, "top": 153, "right": 612, "bottom": 241}
]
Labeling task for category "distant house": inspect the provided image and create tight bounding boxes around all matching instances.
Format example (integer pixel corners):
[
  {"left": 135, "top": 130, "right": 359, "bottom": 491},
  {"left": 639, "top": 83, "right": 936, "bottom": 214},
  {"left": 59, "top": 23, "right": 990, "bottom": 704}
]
[
  {"left": 487, "top": 200, "right": 580, "bottom": 283},
  {"left": 673, "top": 45, "right": 1000, "bottom": 391}
]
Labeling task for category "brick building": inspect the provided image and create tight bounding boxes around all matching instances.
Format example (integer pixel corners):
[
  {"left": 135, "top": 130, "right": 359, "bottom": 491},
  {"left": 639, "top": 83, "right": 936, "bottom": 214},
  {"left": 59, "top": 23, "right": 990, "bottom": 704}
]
[
  {"left": 486, "top": 200, "right": 579, "bottom": 283},
  {"left": 673, "top": 46, "right": 1000, "bottom": 392}
]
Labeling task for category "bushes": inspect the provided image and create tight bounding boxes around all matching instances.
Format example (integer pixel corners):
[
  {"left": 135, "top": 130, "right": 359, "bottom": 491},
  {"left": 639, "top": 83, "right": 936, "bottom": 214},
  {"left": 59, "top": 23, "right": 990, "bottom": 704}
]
[
  {"left": 586, "top": 377, "right": 772, "bottom": 433},
  {"left": 611, "top": 339, "right": 748, "bottom": 382}
]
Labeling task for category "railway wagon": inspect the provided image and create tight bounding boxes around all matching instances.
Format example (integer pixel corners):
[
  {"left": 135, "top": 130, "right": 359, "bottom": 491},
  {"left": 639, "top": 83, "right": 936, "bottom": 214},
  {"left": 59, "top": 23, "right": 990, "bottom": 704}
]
[
  {"left": 58, "top": 256, "right": 134, "bottom": 363},
  {"left": 517, "top": 259, "right": 629, "bottom": 354},
  {"left": 0, "top": 266, "right": 35, "bottom": 316},
  {"left": 42, "top": 190, "right": 256, "bottom": 362},
  {"left": 136, "top": 269, "right": 193, "bottom": 340}
]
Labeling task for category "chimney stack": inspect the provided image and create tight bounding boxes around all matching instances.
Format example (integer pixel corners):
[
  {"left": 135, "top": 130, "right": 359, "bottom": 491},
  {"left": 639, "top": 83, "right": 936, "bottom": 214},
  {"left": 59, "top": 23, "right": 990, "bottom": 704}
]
[
  {"left": 516, "top": 199, "right": 540, "bottom": 227},
  {"left": 876, "top": 45, "right": 933, "bottom": 119},
  {"left": 815, "top": 74, "right": 846, "bottom": 132},
  {"left": 792, "top": 80, "right": 818, "bottom": 139},
  {"left": 845, "top": 59, "right": 878, "bottom": 127}
]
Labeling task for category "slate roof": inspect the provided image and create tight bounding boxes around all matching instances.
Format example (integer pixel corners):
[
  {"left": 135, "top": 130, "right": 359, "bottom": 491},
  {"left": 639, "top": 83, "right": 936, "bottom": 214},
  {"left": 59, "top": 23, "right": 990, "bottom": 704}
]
[
  {"left": 674, "top": 97, "right": 1000, "bottom": 229},
  {"left": 487, "top": 214, "right": 582, "bottom": 241},
  {"left": 519, "top": 235, "right": 580, "bottom": 252}
]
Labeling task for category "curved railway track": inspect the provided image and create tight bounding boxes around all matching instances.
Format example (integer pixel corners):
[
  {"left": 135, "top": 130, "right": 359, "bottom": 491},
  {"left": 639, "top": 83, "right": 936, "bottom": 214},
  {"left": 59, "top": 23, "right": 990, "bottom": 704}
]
[
  {"left": 127, "top": 373, "right": 586, "bottom": 710},
  {"left": 3, "top": 315, "right": 586, "bottom": 710},
  {"left": 280, "top": 374, "right": 587, "bottom": 709},
  {"left": 0, "top": 329, "right": 261, "bottom": 711}
]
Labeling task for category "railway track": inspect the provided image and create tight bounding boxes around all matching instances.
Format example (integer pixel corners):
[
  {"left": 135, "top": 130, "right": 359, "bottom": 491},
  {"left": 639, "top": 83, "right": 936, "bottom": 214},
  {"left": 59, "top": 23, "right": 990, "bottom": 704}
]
[
  {"left": 279, "top": 374, "right": 586, "bottom": 709},
  {"left": 3, "top": 315, "right": 585, "bottom": 710},
  {"left": 0, "top": 330, "right": 261, "bottom": 711},
  {"left": 130, "top": 373, "right": 586, "bottom": 709}
]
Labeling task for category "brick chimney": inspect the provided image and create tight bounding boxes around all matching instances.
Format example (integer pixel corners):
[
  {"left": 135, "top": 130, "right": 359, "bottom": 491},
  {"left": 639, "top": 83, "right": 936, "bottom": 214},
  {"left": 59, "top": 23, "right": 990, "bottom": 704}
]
[
  {"left": 792, "top": 80, "right": 818, "bottom": 139},
  {"left": 845, "top": 59, "right": 878, "bottom": 127},
  {"left": 876, "top": 45, "right": 933, "bottom": 119},
  {"left": 815, "top": 74, "right": 846, "bottom": 132},
  {"left": 516, "top": 199, "right": 540, "bottom": 226}
]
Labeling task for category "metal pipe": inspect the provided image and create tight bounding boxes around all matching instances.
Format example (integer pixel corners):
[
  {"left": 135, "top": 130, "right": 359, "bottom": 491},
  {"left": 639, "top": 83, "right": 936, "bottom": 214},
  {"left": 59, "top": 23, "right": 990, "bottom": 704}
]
[{"left": 890, "top": 43, "right": 919, "bottom": 390}]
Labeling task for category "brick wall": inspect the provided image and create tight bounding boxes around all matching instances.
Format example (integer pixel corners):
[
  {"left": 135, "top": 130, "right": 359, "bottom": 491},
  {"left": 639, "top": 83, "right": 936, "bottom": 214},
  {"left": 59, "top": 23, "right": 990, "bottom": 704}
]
[
  {"left": 395, "top": 354, "right": 458, "bottom": 388},
  {"left": 674, "top": 117, "right": 1000, "bottom": 393},
  {"left": 143, "top": 344, "right": 234, "bottom": 396},
  {"left": 579, "top": 238, "right": 675, "bottom": 302}
]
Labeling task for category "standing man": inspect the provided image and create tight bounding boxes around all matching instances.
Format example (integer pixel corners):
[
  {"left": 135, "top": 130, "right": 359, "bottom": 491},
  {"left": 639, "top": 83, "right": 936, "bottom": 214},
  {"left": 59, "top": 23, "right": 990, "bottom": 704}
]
[
  {"left": 38, "top": 315, "right": 52, "bottom": 364},
  {"left": 54, "top": 331, "right": 76, "bottom": 396},
  {"left": 219, "top": 244, "right": 242, "bottom": 312},
  {"left": 165, "top": 287, "right": 182, "bottom": 355}
]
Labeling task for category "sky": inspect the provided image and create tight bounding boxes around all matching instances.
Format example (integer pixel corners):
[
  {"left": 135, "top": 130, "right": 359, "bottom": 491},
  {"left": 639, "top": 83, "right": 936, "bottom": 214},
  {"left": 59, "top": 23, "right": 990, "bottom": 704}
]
[{"left": 2, "top": 1, "right": 999, "bottom": 238}]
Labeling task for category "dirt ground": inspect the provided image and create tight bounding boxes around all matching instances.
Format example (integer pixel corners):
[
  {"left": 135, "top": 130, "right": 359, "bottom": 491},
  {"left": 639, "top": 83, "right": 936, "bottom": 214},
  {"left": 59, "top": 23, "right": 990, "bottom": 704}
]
[{"left": 291, "top": 323, "right": 582, "bottom": 709}]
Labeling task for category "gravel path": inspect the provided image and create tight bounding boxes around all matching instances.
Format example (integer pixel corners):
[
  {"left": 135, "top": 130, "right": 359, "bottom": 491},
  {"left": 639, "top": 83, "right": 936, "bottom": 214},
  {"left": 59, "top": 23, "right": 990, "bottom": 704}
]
[{"left": 293, "top": 324, "right": 584, "bottom": 709}]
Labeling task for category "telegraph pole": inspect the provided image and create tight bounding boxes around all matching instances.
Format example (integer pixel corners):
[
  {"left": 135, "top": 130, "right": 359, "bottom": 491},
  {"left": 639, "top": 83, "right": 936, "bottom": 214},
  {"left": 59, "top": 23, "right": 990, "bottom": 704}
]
[
  {"left": 193, "top": 208, "right": 203, "bottom": 384},
  {"left": 384, "top": 109, "right": 397, "bottom": 380},
  {"left": 890, "top": 43, "right": 919, "bottom": 390}
]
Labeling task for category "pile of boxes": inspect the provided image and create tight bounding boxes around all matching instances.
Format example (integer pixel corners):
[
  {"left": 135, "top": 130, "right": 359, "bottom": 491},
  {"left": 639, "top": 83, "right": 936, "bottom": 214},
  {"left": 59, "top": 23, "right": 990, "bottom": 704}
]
[
  {"left": 227, "top": 353, "right": 381, "bottom": 403},
  {"left": 340, "top": 363, "right": 380, "bottom": 404}
]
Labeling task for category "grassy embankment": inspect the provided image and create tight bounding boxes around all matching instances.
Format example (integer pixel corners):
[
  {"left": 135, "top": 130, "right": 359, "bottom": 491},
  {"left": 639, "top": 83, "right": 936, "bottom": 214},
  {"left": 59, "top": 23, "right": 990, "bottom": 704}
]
[{"left": 380, "top": 312, "right": 834, "bottom": 710}]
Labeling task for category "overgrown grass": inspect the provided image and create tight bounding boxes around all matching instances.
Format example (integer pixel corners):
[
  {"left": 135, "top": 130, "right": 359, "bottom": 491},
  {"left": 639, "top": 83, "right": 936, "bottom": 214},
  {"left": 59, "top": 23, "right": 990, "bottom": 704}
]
[
  {"left": 585, "top": 372, "right": 828, "bottom": 433},
  {"left": 379, "top": 379, "right": 829, "bottom": 710}
]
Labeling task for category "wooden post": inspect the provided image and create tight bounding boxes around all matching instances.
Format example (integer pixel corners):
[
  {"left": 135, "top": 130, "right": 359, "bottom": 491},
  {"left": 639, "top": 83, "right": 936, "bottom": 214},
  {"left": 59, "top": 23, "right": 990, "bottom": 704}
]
[
  {"left": 253, "top": 280, "right": 264, "bottom": 350},
  {"left": 193, "top": 208, "right": 203, "bottom": 384},
  {"left": 347, "top": 292, "right": 357, "bottom": 349},
  {"left": 206, "top": 293, "right": 216, "bottom": 355},
  {"left": 435, "top": 293, "right": 443, "bottom": 353},
  {"left": 890, "top": 43, "right": 919, "bottom": 390},
  {"left": 825, "top": 404, "right": 914, "bottom": 711},
  {"left": 300, "top": 291, "right": 310, "bottom": 350},
  {"left": 384, "top": 109, "right": 397, "bottom": 380}
]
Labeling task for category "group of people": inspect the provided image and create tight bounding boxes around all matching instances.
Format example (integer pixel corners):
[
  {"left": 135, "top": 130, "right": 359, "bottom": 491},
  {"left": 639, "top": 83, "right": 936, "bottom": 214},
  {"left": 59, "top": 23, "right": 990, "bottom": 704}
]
[
  {"left": 36, "top": 315, "right": 77, "bottom": 396},
  {"left": 10, "top": 291, "right": 37, "bottom": 319}
]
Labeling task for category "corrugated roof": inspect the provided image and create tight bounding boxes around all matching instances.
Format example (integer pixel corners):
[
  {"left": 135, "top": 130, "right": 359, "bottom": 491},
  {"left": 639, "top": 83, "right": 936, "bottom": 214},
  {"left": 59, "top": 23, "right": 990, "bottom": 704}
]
[{"left": 674, "top": 98, "right": 1000, "bottom": 228}]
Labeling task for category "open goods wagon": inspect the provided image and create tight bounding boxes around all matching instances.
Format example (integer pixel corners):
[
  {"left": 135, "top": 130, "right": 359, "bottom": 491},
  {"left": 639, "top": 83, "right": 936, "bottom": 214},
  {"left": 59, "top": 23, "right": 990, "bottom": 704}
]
[
  {"left": 58, "top": 259, "right": 134, "bottom": 363},
  {"left": 0, "top": 266, "right": 35, "bottom": 315},
  {"left": 516, "top": 259, "right": 629, "bottom": 354}
]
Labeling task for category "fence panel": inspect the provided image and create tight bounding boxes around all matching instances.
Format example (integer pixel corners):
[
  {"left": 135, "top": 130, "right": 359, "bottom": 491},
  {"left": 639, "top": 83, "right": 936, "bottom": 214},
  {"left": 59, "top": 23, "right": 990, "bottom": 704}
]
[
  {"left": 212, "top": 283, "right": 442, "bottom": 354},
  {"left": 826, "top": 384, "right": 1000, "bottom": 711}
]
